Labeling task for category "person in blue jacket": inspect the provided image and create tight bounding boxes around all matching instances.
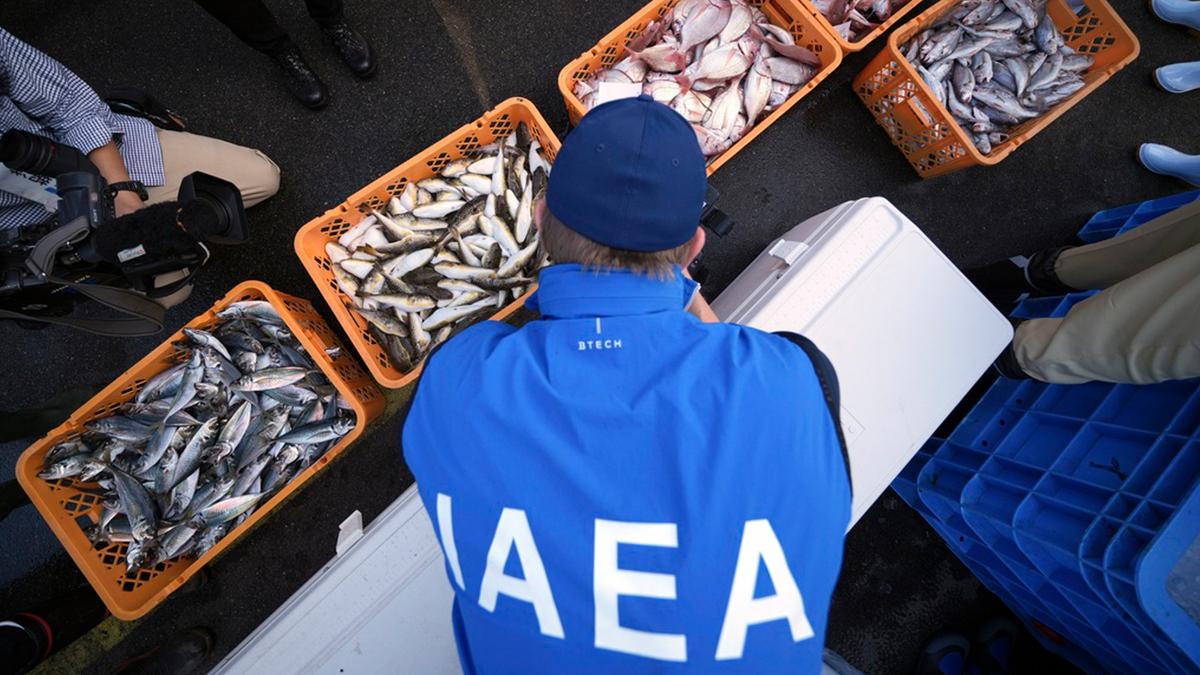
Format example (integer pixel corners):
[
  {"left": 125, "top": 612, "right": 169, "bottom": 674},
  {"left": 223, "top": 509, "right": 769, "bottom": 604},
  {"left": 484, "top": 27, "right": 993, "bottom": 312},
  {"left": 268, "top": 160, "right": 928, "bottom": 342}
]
[{"left": 402, "top": 95, "right": 853, "bottom": 674}]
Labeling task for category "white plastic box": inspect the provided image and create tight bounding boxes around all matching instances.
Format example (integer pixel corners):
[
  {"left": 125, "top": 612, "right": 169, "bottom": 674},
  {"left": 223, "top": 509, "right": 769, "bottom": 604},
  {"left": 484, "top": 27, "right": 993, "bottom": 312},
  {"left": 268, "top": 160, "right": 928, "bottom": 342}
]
[{"left": 712, "top": 197, "right": 1012, "bottom": 526}]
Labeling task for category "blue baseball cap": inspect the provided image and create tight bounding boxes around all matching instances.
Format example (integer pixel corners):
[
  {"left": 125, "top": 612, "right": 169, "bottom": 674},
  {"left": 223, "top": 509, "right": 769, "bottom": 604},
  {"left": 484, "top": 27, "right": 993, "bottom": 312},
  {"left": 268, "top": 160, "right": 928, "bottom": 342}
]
[{"left": 546, "top": 94, "right": 706, "bottom": 252}]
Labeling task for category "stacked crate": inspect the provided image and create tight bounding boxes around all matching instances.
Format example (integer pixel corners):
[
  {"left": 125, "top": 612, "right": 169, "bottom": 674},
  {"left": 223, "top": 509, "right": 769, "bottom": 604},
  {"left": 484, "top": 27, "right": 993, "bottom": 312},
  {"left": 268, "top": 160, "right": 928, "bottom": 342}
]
[{"left": 893, "top": 191, "right": 1200, "bottom": 674}]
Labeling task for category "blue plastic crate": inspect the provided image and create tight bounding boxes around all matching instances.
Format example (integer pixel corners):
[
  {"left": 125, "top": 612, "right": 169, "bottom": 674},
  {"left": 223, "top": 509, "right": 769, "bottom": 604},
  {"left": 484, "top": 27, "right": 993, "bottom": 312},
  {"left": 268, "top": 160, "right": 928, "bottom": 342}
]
[
  {"left": 891, "top": 199, "right": 1200, "bottom": 674},
  {"left": 1077, "top": 190, "right": 1200, "bottom": 243}
]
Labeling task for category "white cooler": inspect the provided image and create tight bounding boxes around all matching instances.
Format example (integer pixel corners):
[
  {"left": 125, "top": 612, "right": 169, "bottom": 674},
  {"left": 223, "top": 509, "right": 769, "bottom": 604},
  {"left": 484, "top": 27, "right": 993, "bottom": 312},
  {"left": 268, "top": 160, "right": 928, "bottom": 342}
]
[
  {"left": 711, "top": 196, "right": 1012, "bottom": 526},
  {"left": 211, "top": 197, "right": 1012, "bottom": 674}
]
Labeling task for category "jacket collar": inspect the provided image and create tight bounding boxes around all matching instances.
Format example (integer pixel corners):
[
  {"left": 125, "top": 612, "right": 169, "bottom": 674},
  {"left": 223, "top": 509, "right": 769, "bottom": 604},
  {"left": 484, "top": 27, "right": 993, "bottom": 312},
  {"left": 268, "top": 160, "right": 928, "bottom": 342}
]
[{"left": 526, "top": 264, "right": 695, "bottom": 319}]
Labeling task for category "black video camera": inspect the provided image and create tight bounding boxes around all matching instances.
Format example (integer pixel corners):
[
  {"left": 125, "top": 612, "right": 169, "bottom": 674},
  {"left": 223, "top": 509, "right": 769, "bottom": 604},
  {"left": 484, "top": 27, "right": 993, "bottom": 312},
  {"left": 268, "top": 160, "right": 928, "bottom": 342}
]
[{"left": 0, "top": 129, "right": 250, "bottom": 333}]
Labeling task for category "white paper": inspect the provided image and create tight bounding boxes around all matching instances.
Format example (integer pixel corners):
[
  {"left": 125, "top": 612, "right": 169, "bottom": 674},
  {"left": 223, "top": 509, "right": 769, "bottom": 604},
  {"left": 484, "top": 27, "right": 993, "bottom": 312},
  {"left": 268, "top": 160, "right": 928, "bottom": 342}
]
[{"left": 594, "top": 82, "right": 643, "bottom": 107}]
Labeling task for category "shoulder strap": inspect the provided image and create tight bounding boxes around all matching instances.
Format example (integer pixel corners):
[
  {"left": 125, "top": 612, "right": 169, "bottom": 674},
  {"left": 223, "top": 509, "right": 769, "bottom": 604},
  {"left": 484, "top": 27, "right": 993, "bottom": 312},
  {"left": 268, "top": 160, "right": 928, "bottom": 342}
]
[
  {"left": 0, "top": 277, "right": 164, "bottom": 336},
  {"left": 105, "top": 87, "right": 187, "bottom": 132},
  {"left": 775, "top": 331, "right": 852, "bottom": 494}
]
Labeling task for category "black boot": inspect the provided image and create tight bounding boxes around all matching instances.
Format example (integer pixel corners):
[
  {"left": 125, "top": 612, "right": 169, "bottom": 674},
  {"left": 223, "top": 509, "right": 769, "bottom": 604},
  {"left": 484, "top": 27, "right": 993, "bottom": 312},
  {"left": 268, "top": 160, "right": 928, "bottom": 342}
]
[
  {"left": 967, "top": 246, "right": 1077, "bottom": 298},
  {"left": 270, "top": 44, "right": 328, "bottom": 110},
  {"left": 322, "top": 22, "right": 376, "bottom": 78}
]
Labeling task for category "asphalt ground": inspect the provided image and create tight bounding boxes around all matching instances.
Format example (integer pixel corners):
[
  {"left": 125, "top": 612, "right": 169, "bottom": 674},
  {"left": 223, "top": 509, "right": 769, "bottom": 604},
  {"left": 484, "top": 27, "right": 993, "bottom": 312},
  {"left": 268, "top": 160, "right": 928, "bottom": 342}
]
[{"left": 0, "top": 0, "right": 1195, "bottom": 672}]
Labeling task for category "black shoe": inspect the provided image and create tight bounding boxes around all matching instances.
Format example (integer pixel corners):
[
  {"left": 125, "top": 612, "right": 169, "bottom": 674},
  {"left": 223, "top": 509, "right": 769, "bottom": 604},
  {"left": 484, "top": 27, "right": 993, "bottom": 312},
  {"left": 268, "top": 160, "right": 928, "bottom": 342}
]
[
  {"left": 992, "top": 319, "right": 1031, "bottom": 381},
  {"left": 271, "top": 44, "right": 328, "bottom": 109},
  {"left": 915, "top": 629, "right": 971, "bottom": 675},
  {"left": 968, "top": 617, "right": 1019, "bottom": 675},
  {"left": 322, "top": 22, "right": 376, "bottom": 78},
  {"left": 112, "top": 627, "right": 214, "bottom": 675},
  {"left": 966, "top": 246, "right": 1076, "bottom": 298}
]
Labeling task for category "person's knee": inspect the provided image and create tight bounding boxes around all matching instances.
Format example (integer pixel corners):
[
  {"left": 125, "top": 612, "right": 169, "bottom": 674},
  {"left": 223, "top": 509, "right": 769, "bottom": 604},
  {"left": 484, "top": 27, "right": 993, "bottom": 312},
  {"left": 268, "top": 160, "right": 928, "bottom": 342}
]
[{"left": 244, "top": 149, "right": 281, "bottom": 207}]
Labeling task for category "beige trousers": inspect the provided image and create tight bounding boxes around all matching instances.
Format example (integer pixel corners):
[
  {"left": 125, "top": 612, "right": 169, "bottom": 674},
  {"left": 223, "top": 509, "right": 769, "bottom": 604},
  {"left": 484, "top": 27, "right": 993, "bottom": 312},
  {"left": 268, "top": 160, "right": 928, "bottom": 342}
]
[
  {"left": 1014, "top": 199, "right": 1200, "bottom": 384},
  {"left": 142, "top": 129, "right": 281, "bottom": 307},
  {"left": 145, "top": 128, "right": 281, "bottom": 207}
]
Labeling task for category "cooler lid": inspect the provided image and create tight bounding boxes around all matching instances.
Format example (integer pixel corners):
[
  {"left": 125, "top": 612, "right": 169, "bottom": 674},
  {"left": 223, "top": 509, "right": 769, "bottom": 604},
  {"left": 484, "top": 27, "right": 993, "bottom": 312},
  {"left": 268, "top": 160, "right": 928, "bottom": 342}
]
[{"left": 713, "top": 197, "right": 1013, "bottom": 527}]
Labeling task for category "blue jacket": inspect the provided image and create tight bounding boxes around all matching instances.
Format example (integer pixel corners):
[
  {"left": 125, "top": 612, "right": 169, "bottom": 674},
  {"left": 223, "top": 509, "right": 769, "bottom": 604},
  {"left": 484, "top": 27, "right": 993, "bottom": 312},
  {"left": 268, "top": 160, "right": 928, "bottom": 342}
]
[{"left": 403, "top": 264, "right": 851, "bottom": 674}]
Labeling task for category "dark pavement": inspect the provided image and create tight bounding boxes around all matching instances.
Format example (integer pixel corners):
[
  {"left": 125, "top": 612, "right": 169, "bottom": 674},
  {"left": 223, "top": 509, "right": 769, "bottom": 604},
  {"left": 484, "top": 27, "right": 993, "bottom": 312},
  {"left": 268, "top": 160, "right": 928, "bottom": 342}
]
[{"left": 0, "top": 0, "right": 1195, "bottom": 672}]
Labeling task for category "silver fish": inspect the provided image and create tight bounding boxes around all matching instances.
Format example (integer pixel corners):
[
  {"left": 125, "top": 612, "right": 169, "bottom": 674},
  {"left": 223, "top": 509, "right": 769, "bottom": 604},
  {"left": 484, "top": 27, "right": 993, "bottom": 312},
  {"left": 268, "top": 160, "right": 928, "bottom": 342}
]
[
  {"left": 973, "top": 83, "right": 1039, "bottom": 119},
  {"left": 275, "top": 417, "right": 355, "bottom": 445},
  {"left": 422, "top": 298, "right": 496, "bottom": 332},
  {"left": 110, "top": 466, "right": 158, "bottom": 542},
  {"left": 961, "top": 0, "right": 998, "bottom": 25},
  {"left": 172, "top": 417, "right": 220, "bottom": 489},
  {"left": 135, "top": 363, "right": 186, "bottom": 404},
  {"left": 164, "top": 350, "right": 205, "bottom": 422},
  {"left": 136, "top": 425, "right": 180, "bottom": 476},
  {"left": 1000, "top": 0, "right": 1038, "bottom": 29},
  {"left": 1004, "top": 57, "right": 1030, "bottom": 96},
  {"left": 43, "top": 439, "right": 89, "bottom": 469},
  {"left": 373, "top": 294, "right": 437, "bottom": 313},
  {"left": 38, "top": 454, "right": 89, "bottom": 480},
  {"left": 154, "top": 523, "right": 199, "bottom": 564},
  {"left": 952, "top": 61, "right": 976, "bottom": 103},
  {"left": 1028, "top": 51, "right": 1063, "bottom": 92},
  {"left": 974, "top": 49, "right": 993, "bottom": 82},
  {"left": 189, "top": 494, "right": 262, "bottom": 529},
  {"left": 1060, "top": 52, "right": 1093, "bottom": 73},
  {"left": 183, "top": 328, "right": 232, "bottom": 361},
  {"left": 85, "top": 416, "right": 153, "bottom": 443},
  {"left": 921, "top": 25, "right": 963, "bottom": 64},
  {"left": 231, "top": 366, "right": 309, "bottom": 392},
  {"left": 126, "top": 539, "right": 158, "bottom": 572},
  {"left": 412, "top": 201, "right": 466, "bottom": 219},
  {"left": 165, "top": 470, "right": 200, "bottom": 521},
  {"left": 232, "top": 454, "right": 272, "bottom": 497}
]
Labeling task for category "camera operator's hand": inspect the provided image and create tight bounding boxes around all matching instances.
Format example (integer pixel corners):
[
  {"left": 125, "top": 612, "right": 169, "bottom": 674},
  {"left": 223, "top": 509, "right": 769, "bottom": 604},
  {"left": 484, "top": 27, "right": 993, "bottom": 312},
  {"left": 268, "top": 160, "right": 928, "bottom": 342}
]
[
  {"left": 87, "top": 142, "right": 146, "bottom": 217},
  {"left": 113, "top": 190, "right": 146, "bottom": 218}
]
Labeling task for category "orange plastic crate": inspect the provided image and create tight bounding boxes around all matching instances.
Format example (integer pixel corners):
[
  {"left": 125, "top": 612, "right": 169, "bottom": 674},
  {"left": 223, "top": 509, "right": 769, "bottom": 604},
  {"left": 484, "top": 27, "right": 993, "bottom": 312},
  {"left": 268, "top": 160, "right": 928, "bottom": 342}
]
[
  {"left": 16, "top": 281, "right": 384, "bottom": 620},
  {"left": 853, "top": 0, "right": 1139, "bottom": 178},
  {"left": 294, "top": 97, "right": 561, "bottom": 389},
  {"left": 792, "top": 0, "right": 924, "bottom": 52},
  {"left": 557, "top": 0, "right": 843, "bottom": 175}
]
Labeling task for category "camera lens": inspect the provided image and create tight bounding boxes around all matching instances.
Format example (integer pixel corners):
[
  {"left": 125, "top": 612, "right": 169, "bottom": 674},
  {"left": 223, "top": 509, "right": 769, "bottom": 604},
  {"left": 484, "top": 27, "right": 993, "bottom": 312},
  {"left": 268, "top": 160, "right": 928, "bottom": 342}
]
[
  {"left": 178, "top": 195, "right": 229, "bottom": 239},
  {"left": 0, "top": 130, "right": 55, "bottom": 175},
  {"left": 177, "top": 172, "right": 248, "bottom": 245}
]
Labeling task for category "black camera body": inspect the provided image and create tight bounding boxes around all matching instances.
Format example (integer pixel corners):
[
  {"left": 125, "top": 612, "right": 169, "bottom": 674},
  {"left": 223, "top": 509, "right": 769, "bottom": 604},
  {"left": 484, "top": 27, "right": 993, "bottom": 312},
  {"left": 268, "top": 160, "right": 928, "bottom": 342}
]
[{"left": 0, "top": 129, "right": 249, "bottom": 326}]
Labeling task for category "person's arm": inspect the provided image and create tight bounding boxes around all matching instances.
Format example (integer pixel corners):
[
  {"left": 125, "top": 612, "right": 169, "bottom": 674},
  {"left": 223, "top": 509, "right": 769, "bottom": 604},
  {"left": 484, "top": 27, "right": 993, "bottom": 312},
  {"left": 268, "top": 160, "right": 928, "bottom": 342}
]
[
  {"left": 87, "top": 143, "right": 144, "bottom": 216},
  {"left": 0, "top": 28, "right": 142, "bottom": 215}
]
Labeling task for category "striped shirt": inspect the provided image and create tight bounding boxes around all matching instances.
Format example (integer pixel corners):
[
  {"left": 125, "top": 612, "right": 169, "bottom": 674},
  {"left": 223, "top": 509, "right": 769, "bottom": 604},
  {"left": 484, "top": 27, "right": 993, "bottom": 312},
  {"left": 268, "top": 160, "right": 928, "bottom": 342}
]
[{"left": 0, "top": 27, "right": 164, "bottom": 231}]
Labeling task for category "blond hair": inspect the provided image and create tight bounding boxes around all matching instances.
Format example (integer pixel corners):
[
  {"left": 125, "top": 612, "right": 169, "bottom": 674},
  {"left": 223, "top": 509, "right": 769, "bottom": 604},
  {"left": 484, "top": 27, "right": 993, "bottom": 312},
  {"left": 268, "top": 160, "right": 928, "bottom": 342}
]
[{"left": 539, "top": 207, "right": 693, "bottom": 279}]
